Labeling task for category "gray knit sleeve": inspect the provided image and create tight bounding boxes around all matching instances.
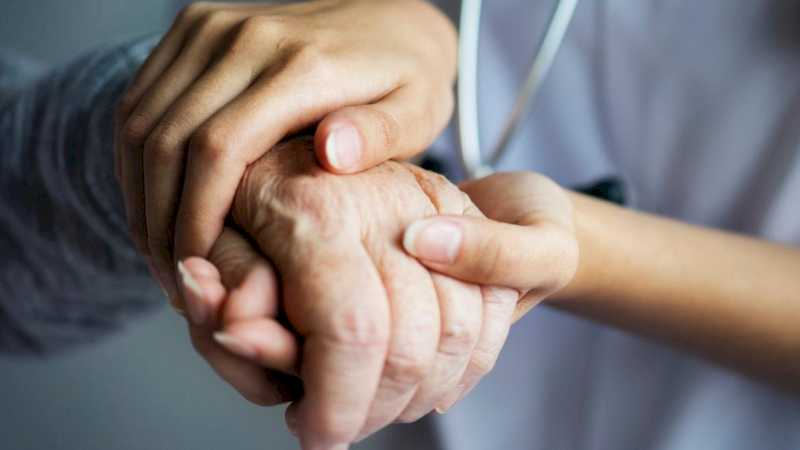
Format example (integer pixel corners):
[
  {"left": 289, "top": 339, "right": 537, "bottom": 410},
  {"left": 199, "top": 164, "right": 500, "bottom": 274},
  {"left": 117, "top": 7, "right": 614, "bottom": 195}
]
[{"left": 0, "top": 38, "right": 165, "bottom": 355}]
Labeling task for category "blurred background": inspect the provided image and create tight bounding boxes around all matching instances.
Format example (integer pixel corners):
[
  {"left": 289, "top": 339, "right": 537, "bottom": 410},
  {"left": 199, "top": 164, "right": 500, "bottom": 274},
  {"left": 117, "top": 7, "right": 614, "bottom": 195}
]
[{"left": 0, "top": 1, "right": 438, "bottom": 449}]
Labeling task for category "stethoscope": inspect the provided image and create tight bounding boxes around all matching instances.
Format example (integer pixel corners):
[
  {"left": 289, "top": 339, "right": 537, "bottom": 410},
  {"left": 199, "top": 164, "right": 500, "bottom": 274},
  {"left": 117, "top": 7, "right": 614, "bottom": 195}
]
[{"left": 456, "top": 0, "right": 580, "bottom": 179}]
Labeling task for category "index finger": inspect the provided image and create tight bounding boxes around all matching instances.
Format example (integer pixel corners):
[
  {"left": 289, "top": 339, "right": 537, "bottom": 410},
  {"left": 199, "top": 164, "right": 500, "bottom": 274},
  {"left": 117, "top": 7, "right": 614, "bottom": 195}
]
[{"left": 172, "top": 50, "right": 401, "bottom": 262}]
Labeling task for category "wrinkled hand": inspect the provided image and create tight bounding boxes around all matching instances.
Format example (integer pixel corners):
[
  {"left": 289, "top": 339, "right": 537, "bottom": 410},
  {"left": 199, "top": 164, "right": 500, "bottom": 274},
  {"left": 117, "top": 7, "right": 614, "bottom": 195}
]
[
  {"left": 179, "top": 137, "right": 519, "bottom": 449},
  {"left": 113, "top": 0, "right": 457, "bottom": 305},
  {"left": 181, "top": 228, "right": 302, "bottom": 406}
]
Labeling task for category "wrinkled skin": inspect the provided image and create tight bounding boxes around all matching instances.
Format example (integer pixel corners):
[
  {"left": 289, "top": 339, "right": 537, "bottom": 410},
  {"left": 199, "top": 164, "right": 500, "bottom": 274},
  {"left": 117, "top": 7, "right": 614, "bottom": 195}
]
[
  {"left": 190, "top": 137, "right": 519, "bottom": 449},
  {"left": 114, "top": 0, "right": 458, "bottom": 303}
]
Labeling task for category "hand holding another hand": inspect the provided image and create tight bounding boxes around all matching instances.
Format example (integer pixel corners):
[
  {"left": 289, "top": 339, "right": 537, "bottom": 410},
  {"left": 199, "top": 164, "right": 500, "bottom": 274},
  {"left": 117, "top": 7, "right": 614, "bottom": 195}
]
[
  {"left": 114, "top": 0, "right": 458, "bottom": 305},
  {"left": 180, "top": 139, "right": 579, "bottom": 449}
]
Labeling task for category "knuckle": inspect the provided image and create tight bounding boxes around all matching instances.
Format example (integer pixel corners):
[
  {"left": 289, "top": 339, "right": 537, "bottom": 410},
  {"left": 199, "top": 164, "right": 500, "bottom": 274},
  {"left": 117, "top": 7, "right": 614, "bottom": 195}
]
[
  {"left": 236, "top": 15, "right": 279, "bottom": 42},
  {"left": 289, "top": 44, "right": 337, "bottom": 80},
  {"left": 191, "top": 124, "right": 234, "bottom": 162},
  {"left": 194, "top": 8, "right": 234, "bottom": 35},
  {"left": 122, "top": 114, "right": 151, "bottom": 147},
  {"left": 229, "top": 16, "right": 294, "bottom": 57},
  {"left": 144, "top": 127, "right": 182, "bottom": 165},
  {"left": 274, "top": 178, "right": 345, "bottom": 240},
  {"left": 281, "top": 177, "right": 329, "bottom": 211},
  {"left": 482, "top": 286, "right": 519, "bottom": 307},
  {"left": 370, "top": 107, "right": 401, "bottom": 152},
  {"left": 469, "top": 349, "right": 498, "bottom": 377},
  {"left": 439, "top": 318, "right": 480, "bottom": 356},
  {"left": 187, "top": 8, "right": 233, "bottom": 39},
  {"left": 115, "top": 94, "right": 138, "bottom": 123},
  {"left": 475, "top": 235, "right": 506, "bottom": 280},
  {"left": 177, "top": 2, "right": 212, "bottom": 23},
  {"left": 383, "top": 349, "right": 429, "bottom": 385},
  {"left": 407, "top": 165, "right": 458, "bottom": 214},
  {"left": 323, "top": 306, "right": 389, "bottom": 350}
]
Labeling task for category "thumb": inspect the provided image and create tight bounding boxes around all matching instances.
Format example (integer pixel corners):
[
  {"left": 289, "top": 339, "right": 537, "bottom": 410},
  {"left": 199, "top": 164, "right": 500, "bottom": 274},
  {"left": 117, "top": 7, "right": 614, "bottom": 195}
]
[
  {"left": 314, "top": 84, "right": 451, "bottom": 173},
  {"left": 402, "top": 215, "right": 578, "bottom": 295}
]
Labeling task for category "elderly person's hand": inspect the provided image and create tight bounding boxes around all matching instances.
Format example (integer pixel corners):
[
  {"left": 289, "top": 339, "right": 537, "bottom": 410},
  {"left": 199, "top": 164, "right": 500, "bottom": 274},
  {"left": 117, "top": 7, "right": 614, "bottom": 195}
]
[
  {"left": 113, "top": 0, "right": 458, "bottom": 306},
  {"left": 177, "top": 142, "right": 571, "bottom": 448},
  {"left": 177, "top": 136, "right": 517, "bottom": 449}
]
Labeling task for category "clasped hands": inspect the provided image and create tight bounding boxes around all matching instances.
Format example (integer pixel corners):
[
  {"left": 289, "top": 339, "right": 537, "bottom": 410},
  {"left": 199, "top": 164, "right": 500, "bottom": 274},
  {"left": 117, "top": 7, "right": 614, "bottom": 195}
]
[
  {"left": 112, "top": 3, "right": 578, "bottom": 447},
  {"left": 175, "top": 137, "right": 578, "bottom": 449}
]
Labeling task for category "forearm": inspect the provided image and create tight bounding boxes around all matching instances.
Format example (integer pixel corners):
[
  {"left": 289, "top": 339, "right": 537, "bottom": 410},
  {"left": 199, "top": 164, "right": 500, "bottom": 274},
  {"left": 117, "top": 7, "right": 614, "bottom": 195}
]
[
  {"left": 551, "top": 192, "right": 800, "bottom": 391},
  {"left": 0, "top": 39, "right": 161, "bottom": 353}
]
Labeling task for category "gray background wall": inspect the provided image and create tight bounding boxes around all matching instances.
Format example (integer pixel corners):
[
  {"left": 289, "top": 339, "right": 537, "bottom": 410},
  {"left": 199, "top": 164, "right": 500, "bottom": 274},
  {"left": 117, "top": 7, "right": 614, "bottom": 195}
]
[{"left": 0, "top": 2, "right": 411, "bottom": 449}]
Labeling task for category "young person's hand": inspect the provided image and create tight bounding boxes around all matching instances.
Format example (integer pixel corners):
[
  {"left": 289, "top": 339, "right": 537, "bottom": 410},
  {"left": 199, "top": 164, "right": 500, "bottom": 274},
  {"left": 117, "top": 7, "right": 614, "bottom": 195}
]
[
  {"left": 113, "top": 0, "right": 458, "bottom": 305},
  {"left": 401, "top": 172, "right": 580, "bottom": 402},
  {"left": 404, "top": 172, "right": 579, "bottom": 320}
]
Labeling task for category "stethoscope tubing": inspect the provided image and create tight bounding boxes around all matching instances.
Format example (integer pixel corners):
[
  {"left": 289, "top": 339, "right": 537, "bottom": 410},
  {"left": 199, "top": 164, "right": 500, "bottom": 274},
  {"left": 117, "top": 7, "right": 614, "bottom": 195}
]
[{"left": 456, "top": 0, "right": 580, "bottom": 179}]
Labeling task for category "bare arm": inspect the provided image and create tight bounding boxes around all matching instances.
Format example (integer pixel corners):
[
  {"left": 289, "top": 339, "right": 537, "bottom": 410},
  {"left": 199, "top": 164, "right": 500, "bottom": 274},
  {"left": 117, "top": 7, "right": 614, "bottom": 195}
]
[
  {"left": 404, "top": 173, "right": 799, "bottom": 393},
  {"left": 553, "top": 192, "right": 800, "bottom": 391}
]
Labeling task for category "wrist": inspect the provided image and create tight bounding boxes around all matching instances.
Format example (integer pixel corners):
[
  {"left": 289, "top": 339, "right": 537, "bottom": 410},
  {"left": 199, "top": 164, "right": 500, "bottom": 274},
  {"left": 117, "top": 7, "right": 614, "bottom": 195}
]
[{"left": 547, "top": 191, "right": 604, "bottom": 304}]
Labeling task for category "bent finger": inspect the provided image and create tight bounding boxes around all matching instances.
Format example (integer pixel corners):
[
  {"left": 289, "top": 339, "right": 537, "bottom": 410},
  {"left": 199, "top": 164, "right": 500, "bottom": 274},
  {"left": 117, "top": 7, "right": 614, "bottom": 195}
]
[
  {"left": 435, "top": 285, "right": 518, "bottom": 412},
  {"left": 397, "top": 273, "right": 481, "bottom": 423},
  {"left": 215, "top": 318, "right": 299, "bottom": 375},
  {"left": 116, "top": 8, "right": 195, "bottom": 120},
  {"left": 189, "top": 324, "right": 301, "bottom": 406},
  {"left": 179, "top": 229, "right": 280, "bottom": 328},
  {"left": 143, "top": 42, "right": 274, "bottom": 288},
  {"left": 354, "top": 252, "right": 439, "bottom": 441},
  {"left": 173, "top": 51, "right": 403, "bottom": 261}
]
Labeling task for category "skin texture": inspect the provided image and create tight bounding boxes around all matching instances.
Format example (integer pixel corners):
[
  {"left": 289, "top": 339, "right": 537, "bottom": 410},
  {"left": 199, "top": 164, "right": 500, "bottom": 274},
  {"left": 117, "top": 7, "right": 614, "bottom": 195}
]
[
  {"left": 181, "top": 138, "right": 564, "bottom": 450},
  {"left": 407, "top": 180, "right": 800, "bottom": 393},
  {"left": 113, "top": 0, "right": 458, "bottom": 305},
  {"left": 178, "top": 141, "right": 800, "bottom": 450},
  {"left": 551, "top": 193, "right": 800, "bottom": 393}
]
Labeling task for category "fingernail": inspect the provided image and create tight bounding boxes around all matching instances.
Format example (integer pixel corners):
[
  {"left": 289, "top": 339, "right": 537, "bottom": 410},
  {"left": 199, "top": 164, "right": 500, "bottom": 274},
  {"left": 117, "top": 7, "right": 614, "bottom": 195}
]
[
  {"left": 403, "top": 219, "right": 463, "bottom": 263},
  {"left": 177, "top": 260, "right": 206, "bottom": 325},
  {"left": 325, "top": 125, "right": 362, "bottom": 171},
  {"left": 213, "top": 332, "right": 257, "bottom": 359}
]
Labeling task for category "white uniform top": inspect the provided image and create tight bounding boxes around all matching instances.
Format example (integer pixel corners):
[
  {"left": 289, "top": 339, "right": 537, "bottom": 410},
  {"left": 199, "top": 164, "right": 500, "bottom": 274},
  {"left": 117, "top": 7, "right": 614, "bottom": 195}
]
[
  {"left": 13, "top": 1, "right": 790, "bottom": 448},
  {"left": 411, "top": 1, "right": 800, "bottom": 449}
]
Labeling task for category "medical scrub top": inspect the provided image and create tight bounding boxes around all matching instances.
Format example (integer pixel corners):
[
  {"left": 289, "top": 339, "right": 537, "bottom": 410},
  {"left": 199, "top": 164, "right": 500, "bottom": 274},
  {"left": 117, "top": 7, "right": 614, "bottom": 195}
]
[
  {"left": 0, "top": 1, "right": 797, "bottom": 449},
  {"left": 395, "top": 1, "right": 800, "bottom": 449}
]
